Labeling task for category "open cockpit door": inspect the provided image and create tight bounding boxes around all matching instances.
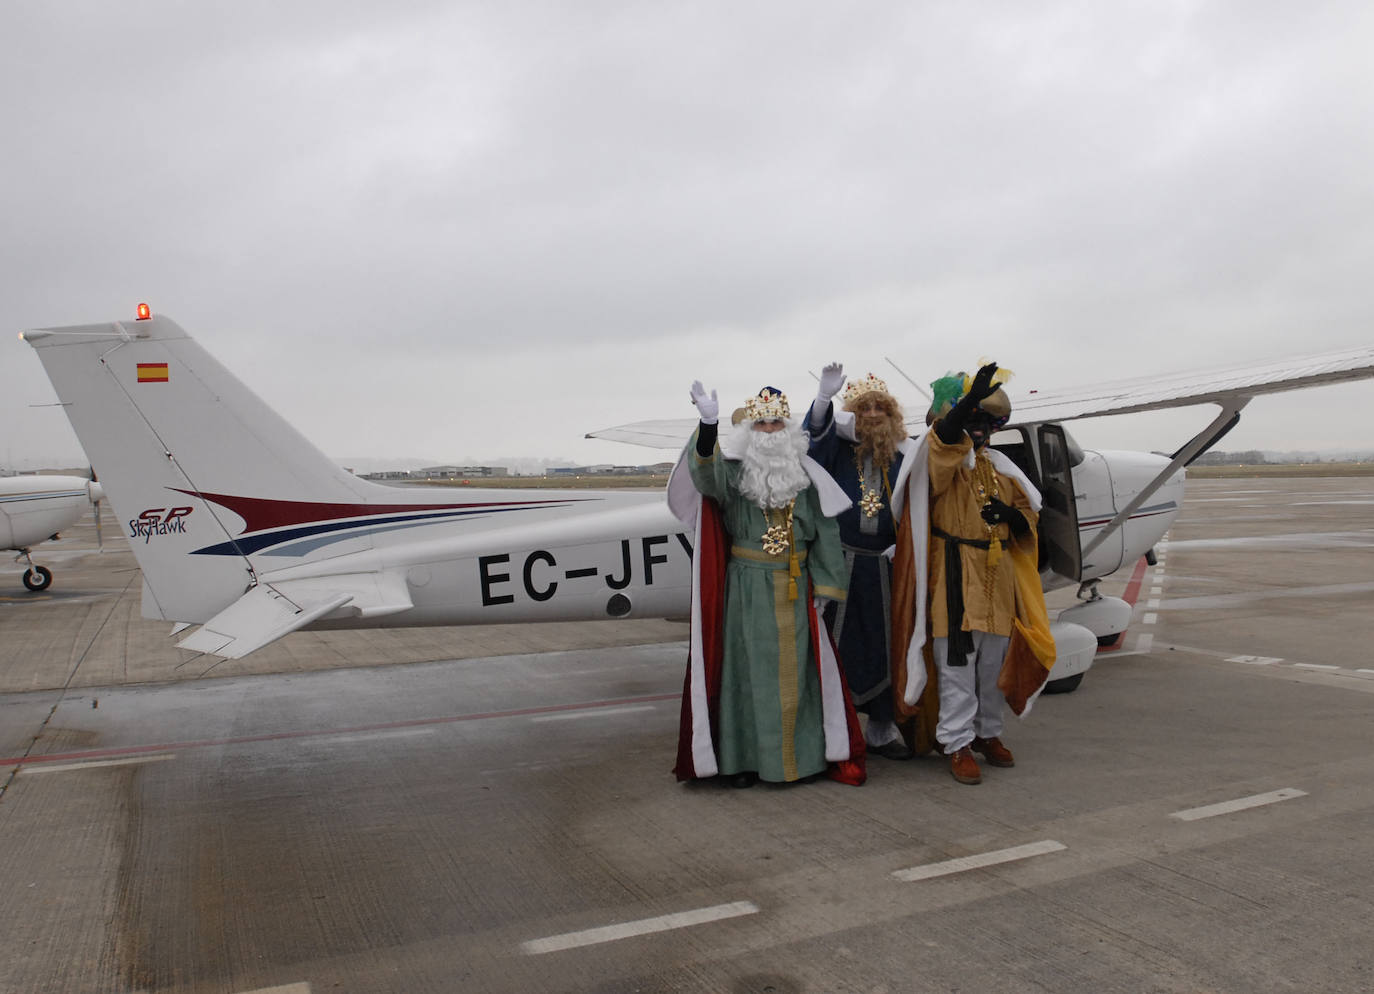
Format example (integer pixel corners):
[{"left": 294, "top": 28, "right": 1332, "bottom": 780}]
[{"left": 1036, "top": 423, "right": 1081, "bottom": 583}]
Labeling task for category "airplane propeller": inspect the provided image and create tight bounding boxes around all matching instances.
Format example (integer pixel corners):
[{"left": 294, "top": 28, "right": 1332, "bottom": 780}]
[{"left": 87, "top": 467, "right": 105, "bottom": 551}]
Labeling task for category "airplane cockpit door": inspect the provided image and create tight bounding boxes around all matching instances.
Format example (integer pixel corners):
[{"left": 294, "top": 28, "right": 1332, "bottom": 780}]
[{"left": 1036, "top": 423, "right": 1081, "bottom": 583}]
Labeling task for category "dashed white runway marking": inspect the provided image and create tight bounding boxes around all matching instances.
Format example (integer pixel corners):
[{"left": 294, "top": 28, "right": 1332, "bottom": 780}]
[
  {"left": 891, "top": 840, "right": 1066, "bottom": 882},
  {"left": 1228, "top": 655, "right": 1282, "bottom": 665},
  {"left": 1294, "top": 663, "right": 1341, "bottom": 671},
  {"left": 1171, "top": 788, "right": 1306, "bottom": 822},
  {"left": 1359, "top": 669, "right": 1374, "bottom": 676},
  {"left": 522, "top": 901, "right": 759, "bottom": 954},
  {"left": 1135, "top": 634, "right": 1154, "bottom": 653},
  {"left": 1147, "top": 598, "right": 1161, "bottom": 609},
  {"left": 531, "top": 704, "right": 658, "bottom": 723},
  {"left": 19, "top": 753, "right": 176, "bottom": 775},
  {"left": 235, "top": 983, "right": 311, "bottom": 994},
  {"left": 1143, "top": 613, "right": 1158, "bottom": 625},
  {"left": 1151, "top": 585, "right": 1163, "bottom": 596}
]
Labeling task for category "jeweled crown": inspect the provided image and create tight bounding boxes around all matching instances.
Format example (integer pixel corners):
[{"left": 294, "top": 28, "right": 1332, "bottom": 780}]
[
  {"left": 841, "top": 373, "right": 891, "bottom": 404},
  {"left": 743, "top": 388, "right": 790, "bottom": 422}
]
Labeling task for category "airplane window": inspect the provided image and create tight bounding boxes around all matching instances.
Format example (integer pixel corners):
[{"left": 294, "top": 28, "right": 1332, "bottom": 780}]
[
  {"left": 1041, "top": 433, "right": 1065, "bottom": 475},
  {"left": 1061, "top": 428, "right": 1086, "bottom": 467},
  {"left": 991, "top": 428, "right": 1041, "bottom": 489}
]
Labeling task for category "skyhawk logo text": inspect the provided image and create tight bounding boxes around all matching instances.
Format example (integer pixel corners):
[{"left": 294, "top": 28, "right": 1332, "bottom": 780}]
[{"left": 129, "top": 507, "right": 194, "bottom": 542}]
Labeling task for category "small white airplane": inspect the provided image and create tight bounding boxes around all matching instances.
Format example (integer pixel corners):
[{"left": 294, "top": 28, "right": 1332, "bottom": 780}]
[
  {"left": 18, "top": 307, "right": 1374, "bottom": 694},
  {"left": 1, "top": 471, "right": 104, "bottom": 591}
]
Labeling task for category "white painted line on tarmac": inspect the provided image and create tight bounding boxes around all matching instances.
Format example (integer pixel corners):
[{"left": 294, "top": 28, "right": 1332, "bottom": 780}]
[
  {"left": 1143, "top": 613, "right": 1158, "bottom": 625},
  {"left": 1150, "top": 585, "right": 1163, "bottom": 595},
  {"left": 891, "top": 840, "right": 1066, "bottom": 882},
  {"left": 1293, "top": 663, "right": 1341, "bottom": 671},
  {"left": 1135, "top": 634, "right": 1154, "bottom": 653},
  {"left": 1228, "top": 655, "right": 1282, "bottom": 665},
  {"left": 1358, "top": 669, "right": 1374, "bottom": 676},
  {"left": 531, "top": 704, "right": 658, "bottom": 723},
  {"left": 522, "top": 900, "right": 759, "bottom": 954},
  {"left": 19, "top": 753, "right": 176, "bottom": 775},
  {"left": 1147, "top": 598, "right": 1161, "bottom": 609},
  {"left": 235, "top": 983, "right": 311, "bottom": 994},
  {"left": 1170, "top": 788, "right": 1307, "bottom": 822}
]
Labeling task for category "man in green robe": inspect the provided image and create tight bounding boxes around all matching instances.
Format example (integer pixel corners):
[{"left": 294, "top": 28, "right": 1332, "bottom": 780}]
[{"left": 672, "top": 381, "right": 863, "bottom": 787}]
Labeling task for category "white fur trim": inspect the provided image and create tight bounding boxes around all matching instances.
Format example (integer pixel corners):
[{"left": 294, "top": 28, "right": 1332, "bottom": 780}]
[
  {"left": 666, "top": 447, "right": 699, "bottom": 529},
  {"left": 814, "top": 610, "right": 852, "bottom": 761},
  {"left": 802, "top": 455, "right": 852, "bottom": 518},
  {"left": 986, "top": 449, "right": 1043, "bottom": 512},
  {"left": 897, "top": 436, "right": 931, "bottom": 706}
]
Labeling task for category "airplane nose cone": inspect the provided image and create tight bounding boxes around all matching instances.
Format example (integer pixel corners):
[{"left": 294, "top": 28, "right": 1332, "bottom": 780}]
[{"left": 88, "top": 481, "right": 105, "bottom": 503}]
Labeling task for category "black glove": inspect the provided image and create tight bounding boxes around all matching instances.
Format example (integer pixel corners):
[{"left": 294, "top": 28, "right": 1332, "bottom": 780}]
[
  {"left": 696, "top": 420, "right": 718, "bottom": 458},
  {"left": 936, "top": 362, "right": 1000, "bottom": 444},
  {"left": 967, "top": 362, "right": 1000, "bottom": 403},
  {"left": 981, "top": 497, "right": 1028, "bottom": 536}
]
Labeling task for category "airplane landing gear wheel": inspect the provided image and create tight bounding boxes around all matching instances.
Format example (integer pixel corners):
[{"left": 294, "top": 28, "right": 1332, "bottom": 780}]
[
  {"left": 22, "top": 565, "right": 53, "bottom": 592},
  {"left": 1043, "top": 673, "right": 1083, "bottom": 694}
]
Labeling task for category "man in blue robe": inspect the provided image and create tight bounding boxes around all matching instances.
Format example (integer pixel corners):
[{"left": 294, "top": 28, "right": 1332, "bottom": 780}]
[{"left": 806, "top": 365, "right": 920, "bottom": 759}]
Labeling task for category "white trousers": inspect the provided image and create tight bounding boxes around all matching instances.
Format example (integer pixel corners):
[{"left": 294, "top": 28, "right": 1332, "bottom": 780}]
[{"left": 933, "top": 632, "right": 1010, "bottom": 753}]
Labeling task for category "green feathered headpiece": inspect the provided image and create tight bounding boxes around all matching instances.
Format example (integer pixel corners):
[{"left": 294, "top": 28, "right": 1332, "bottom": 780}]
[{"left": 927, "top": 362, "right": 1014, "bottom": 419}]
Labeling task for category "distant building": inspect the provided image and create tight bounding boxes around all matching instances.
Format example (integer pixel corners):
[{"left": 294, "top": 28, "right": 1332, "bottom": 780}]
[
  {"left": 413, "top": 465, "right": 509, "bottom": 479},
  {"left": 361, "top": 465, "right": 508, "bottom": 481}
]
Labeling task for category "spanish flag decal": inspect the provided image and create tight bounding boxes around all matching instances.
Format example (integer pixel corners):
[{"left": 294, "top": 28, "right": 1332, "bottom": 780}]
[{"left": 137, "top": 363, "right": 169, "bottom": 383}]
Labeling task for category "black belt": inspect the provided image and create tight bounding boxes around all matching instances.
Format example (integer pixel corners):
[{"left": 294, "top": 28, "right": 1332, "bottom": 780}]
[{"left": 931, "top": 526, "right": 1008, "bottom": 663}]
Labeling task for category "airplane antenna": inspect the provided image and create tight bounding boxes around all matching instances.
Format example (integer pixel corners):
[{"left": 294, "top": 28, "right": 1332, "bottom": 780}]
[{"left": 884, "top": 357, "right": 932, "bottom": 401}]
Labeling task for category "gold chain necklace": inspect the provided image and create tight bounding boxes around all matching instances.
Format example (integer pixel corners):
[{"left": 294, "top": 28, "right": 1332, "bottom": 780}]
[
  {"left": 761, "top": 501, "right": 796, "bottom": 555},
  {"left": 854, "top": 450, "right": 889, "bottom": 518},
  {"left": 972, "top": 452, "right": 1004, "bottom": 597},
  {"left": 971, "top": 450, "right": 1001, "bottom": 508}
]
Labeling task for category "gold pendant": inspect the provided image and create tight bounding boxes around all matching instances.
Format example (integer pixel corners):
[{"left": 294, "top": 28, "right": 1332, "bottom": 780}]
[
  {"left": 762, "top": 523, "right": 790, "bottom": 555},
  {"left": 859, "top": 489, "right": 883, "bottom": 518}
]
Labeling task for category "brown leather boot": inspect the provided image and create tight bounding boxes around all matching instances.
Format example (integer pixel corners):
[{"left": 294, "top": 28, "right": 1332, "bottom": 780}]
[
  {"left": 972, "top": 736, "right": 1015, "bottom": 768},
  {"left": 949, "top": 747, "right": 982, "bottom": 785}
]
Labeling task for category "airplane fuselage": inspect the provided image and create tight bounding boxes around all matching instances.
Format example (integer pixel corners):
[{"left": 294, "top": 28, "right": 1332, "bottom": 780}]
[{"left": 0, "top": 475, "right": 94, "bottom": 553}]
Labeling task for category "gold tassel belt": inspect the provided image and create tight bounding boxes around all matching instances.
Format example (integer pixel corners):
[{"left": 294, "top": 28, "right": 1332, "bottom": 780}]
[{"left": 730, "top": 546, "right": 809, "bottom": 566}]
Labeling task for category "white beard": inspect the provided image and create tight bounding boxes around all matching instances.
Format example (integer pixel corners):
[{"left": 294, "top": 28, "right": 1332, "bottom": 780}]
[{"left": 725, "top": 421, "right": 811, "bottom": 509}]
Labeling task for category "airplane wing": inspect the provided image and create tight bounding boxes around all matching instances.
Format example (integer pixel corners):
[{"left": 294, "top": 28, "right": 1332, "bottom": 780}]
[
  {"left": 588, "top": 347, "right": 1374, "bottom": 447},
  {"left": 585, "top": 418, "right": 697, "bottom": 450},
  {"left": 1007, "top": 345, "right": 1374, "bottom": 426}
]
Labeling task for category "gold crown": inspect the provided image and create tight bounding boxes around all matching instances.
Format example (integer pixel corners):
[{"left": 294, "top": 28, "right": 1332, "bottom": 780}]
[
  {"left": 743, "top": 388, "right": 790, "bottom": 422},
  {"left": 841, "top": 373, "right": 891, "bottom": 404}
]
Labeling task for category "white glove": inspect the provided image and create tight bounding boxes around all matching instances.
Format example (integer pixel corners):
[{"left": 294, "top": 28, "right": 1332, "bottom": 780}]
[
  {"left": 882, "top": 545, "right": 896, "bottom": 561},
  {"left": 690, "top": 380, "right": 719, "bottom": 424},
  {"left": 817, "top": 362, "right": 846, "bottom": 402}
]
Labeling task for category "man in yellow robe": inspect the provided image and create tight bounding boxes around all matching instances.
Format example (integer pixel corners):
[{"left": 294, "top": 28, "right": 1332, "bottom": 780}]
[{"left": 889, "top": 362, "right": 1056, "bottom": 785}]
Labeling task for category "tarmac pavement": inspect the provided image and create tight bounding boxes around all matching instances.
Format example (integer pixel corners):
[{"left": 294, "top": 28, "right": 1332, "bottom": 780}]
[{"left": 1, "top": 476, "right": 1372, "bottom": 993}]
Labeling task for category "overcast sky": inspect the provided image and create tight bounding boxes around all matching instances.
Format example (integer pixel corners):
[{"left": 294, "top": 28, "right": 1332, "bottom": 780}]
[{"left": 4, "top": 1, "right": 1372, "bottom": 472}]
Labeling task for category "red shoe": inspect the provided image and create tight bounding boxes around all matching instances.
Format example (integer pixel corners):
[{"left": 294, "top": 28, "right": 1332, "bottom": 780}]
[
  {"left": 949, "top": 747, "right": 982, "bottom": 785},
  {"left": 972, "top": 736, "right": 1015, "bottom": 768}
]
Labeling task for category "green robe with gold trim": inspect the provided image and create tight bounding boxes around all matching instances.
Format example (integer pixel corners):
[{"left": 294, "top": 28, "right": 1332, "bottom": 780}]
[{"left": 689, "top": 432, "right": 849, "bottom": 782}]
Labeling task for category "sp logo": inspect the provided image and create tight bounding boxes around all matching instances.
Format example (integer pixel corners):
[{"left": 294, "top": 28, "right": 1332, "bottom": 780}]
[{"left": 129, "top": 506, "right": 194, "bottom": 542}]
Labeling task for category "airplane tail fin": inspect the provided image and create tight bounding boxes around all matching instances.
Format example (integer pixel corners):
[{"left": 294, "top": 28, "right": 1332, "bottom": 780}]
[{"left": 21, "top": 312, "right": 383, "bottom": 623}]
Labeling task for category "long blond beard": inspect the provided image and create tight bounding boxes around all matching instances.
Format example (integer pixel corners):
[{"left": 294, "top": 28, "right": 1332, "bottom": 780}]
[
  {"left": 854, "top": 412, "right": 905, "bottom": 467},
  {"left": 729, "top": 422, "right": 810, "bottom": 508}
]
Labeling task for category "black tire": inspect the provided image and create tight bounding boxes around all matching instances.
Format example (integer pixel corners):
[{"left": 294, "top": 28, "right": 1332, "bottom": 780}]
[
  {"left": 22, "top": 565, "right": 53, "bottom": 592},
  {"left": 1097, "top": 634, "right": 1120, "bottom": 648},
  {"left": 1043, "top": 673, "right": 1083, "bottom": 694}
]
